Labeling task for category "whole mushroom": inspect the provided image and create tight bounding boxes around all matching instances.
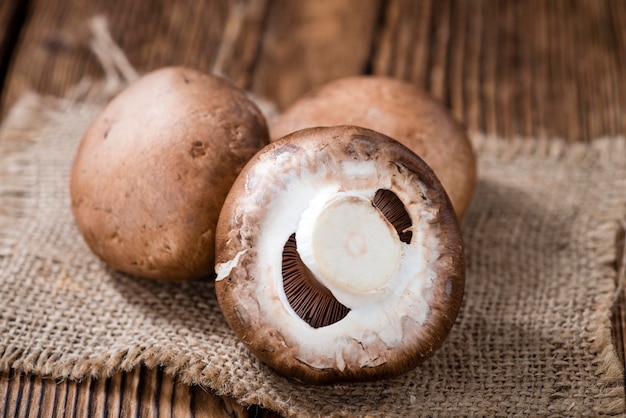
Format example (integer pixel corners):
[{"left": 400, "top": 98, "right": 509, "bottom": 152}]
[
  {"left": 270, "top": 76, "right": 476, "bottom": 219},
  {"left": 215, "top": 125, "right": 465, "bottom": 384},
  {"left": 70, "top": 66, "right": 269, "bottom": 280}
]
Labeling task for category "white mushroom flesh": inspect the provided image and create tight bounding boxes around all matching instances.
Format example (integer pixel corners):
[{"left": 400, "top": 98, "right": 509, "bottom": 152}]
[
  {"left": 215, "top": 148, "right": 442, "bottom": 370},
  {"left": 295, "top": 190, "right": 402, "bottom": 298}
]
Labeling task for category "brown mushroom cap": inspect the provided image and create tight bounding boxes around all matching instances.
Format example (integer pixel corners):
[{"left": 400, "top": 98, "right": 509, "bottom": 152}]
[
  {"left": 270, "top": 76, "right": 476, "bottom": 219},
  {"left": 215, "top": 125, "right": 465, "bottom": 384},
  {"left": 70, "top": 66, "right": 269, "bottom": 280}
]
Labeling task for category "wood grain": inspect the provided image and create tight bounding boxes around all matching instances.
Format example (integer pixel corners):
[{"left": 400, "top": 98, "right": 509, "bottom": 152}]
[
  {"left": 0, "top": 0, "right": 18, "bottom": 57},
  {"left": 251, "top": 0, "right": 383, "bottom": 109},
  {"left": 0, "top": 0, "right": 16, "bottom": 63},
  {"left": 1, "top": 0, "right": 626, "bottom": 417},
  {"left": 372, "top": 0, "right": 626, "bottom": 142},
  {"left": 0, "top": 0, "right": 256, "bottom": 118},
  {"left": 0, "top": 368, "right": 251, "bottom": 417},
  {"left": 0, "top": 0, "right": 27, "bottom": 98}
]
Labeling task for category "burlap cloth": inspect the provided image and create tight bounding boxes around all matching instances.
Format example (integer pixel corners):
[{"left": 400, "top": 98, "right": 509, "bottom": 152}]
[{"left": 1, "top": 89, "right": 625, "bottom": 417}]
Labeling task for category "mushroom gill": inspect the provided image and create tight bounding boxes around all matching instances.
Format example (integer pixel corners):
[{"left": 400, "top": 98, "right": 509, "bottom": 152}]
[
  {"left": 372, "top": 189, "right": 413, "bottom": 244},
  {"left": 282, "top": 233, "right": 350, "bottom": 328}
]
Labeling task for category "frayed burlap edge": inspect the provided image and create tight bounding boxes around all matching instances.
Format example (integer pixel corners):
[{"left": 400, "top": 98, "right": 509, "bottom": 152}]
[
  {"left": 0, "top": 15, "right": 625, "bottom": 415},
  {"left": 1, "top": 92, "right": 625, "bottom": 416},
  {"left": 474, "top": 133, "right": 626, "bottom": 416}
]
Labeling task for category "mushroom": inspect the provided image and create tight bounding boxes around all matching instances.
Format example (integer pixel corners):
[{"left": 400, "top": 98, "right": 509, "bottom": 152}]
[
  {"left": 70, "top": 66, "right": 269, "bottom": 280},
  {"left": 215, "top": 125, "right": 465, "bottom": 384},
  {"left": 270, "top": 76, "right": 476, "bottom": 219}
]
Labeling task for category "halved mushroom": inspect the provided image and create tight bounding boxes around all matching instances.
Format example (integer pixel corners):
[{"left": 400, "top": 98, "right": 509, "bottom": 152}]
[
  {"left": 270, "top": 76, "right": 476, "bottom": 219},
  {"left": 215, "top": 125, "right": 464, "bottom": 384}
]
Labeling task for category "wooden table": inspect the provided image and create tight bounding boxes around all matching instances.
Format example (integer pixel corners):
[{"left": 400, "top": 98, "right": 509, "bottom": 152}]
[{"left": 1, "top": 0, "right": 625, "bottom": 416}]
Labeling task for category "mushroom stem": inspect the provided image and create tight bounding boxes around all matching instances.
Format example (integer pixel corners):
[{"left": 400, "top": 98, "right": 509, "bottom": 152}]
[{"left": 296, "top": 191, "right": 402, "bottom": 299}]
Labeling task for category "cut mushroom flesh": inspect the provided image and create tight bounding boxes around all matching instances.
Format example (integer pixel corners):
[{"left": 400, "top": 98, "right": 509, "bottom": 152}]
[
  {"left": 282, "top": 188, "right": 415, "bottom": 329},
  {"left": 215, "top": 126, "right": 465, "bottom": 384}
]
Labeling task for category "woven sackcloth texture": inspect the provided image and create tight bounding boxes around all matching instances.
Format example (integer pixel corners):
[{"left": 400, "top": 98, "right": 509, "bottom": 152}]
[{"left": 0, "top": 92, "right": 625, "bottom": 417}]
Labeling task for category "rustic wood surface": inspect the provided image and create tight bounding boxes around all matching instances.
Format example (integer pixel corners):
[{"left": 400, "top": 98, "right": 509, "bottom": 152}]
[{"left": 1, "top": 0, "right": 625, "bottom": 416}]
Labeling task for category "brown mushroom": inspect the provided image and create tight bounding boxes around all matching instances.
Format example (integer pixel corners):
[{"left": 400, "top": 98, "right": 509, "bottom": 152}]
[
  {"left": 270, "top": 76, "right": 476, "bottom": 219},
  {"left": 70, "top": 66, "right": 269, "bottom": 280},
  {"left": 215, "top": 125, "right": 465, "bottom": 384}
]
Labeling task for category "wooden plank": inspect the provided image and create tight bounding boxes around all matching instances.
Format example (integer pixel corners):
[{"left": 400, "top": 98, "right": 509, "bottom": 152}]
[
  {"left": 0, "top": 0, "right": 27, "bottom": 97},
  {"left": 0, "top": 0, "right": 271, "bottom": 117},
  {"left": 0, "top": 0, "right": 21, "bottom": 60},
  {"left": 105, "top": 371, "right": 125, "bottom": 417},
  {"left": 0, "top": 0, "right": 17, "bottom": 64},
  {"left": 609, "top": 0, "right": 626, "bottom": 140},
  {"left": 0, "top": 370, "right": 18, "bottom": 417},
  {"left": 372, "top": 0, "right": 626, "bottom": 142},
  {"left": 0, "top": 369, "right": 250, "bottom": 417},
  {"left": 89, "top": 376, "right": 109, "bottom": 417},
  {"left": 251, "top": 0, "right": 383, "bottom": 109}
]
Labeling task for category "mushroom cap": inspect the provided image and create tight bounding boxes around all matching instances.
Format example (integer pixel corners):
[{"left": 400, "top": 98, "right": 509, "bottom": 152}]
[
  {"left": 215, "top": 125, "right": 465, "bottom": 384},
  {"left": 70, "top": 66, "right": 269, "bottom": 280},
  {"left": 270, "top": 76, "right": 476, "bottom": 219}
]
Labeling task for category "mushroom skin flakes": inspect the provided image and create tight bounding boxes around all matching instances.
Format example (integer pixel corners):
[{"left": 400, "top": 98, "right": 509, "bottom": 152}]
[{"left": 215, "top": 126, "right": 465, "bottom": 385}]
